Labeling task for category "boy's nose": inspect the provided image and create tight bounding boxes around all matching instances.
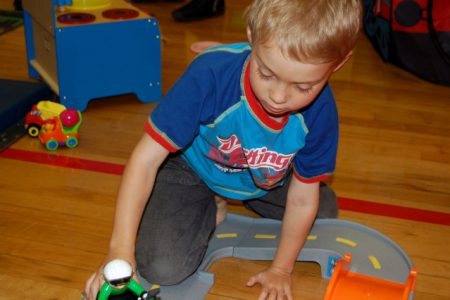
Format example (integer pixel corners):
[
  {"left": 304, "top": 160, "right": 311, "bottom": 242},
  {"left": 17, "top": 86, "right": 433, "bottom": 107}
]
[{"left": 270, "top": 85, "right": 288, "bottom": 104}]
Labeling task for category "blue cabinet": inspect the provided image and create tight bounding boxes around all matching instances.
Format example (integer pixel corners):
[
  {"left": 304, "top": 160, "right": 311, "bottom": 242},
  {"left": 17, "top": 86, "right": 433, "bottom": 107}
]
[{"left": 23, "top": 0, "right": 161, "bottom": 111}]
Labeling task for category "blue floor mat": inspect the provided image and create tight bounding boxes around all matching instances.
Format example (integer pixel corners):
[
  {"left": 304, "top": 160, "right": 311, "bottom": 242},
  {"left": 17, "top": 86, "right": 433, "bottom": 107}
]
[{"left": 0, "top": 79, "right": 53, "bottom": 151}]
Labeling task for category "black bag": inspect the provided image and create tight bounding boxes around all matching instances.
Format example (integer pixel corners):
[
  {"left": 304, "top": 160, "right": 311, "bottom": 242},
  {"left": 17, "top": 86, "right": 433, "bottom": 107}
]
[{"left": 364, "top": 0, "right": 450, "bottom": 86}]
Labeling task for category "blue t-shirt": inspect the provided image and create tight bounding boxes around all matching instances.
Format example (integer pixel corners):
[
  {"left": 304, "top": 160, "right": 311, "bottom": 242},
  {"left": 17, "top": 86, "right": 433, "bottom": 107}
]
[{"left": 145, "top": 43, "right": 338, "bottom": 200}]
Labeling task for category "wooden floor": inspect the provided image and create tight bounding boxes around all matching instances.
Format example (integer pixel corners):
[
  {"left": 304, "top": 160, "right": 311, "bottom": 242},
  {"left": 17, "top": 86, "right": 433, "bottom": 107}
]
[{"left": 1, "top": 0, "right": 449, "bottom": 299}]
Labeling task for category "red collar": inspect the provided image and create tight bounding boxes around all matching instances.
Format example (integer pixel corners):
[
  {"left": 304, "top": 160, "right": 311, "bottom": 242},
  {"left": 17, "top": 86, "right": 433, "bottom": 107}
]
[{"left": 243, "top": 61, "right": 289, "bottom": 130}]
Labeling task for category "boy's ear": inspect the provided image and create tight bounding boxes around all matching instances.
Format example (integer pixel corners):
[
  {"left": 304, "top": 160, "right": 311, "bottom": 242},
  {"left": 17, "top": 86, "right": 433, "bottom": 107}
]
[
  {"left": 246, "top": 26, "right": 252, "bottom": 44},
  {"left": 332, "top": 51, "right": 353, "bottom": 72}
]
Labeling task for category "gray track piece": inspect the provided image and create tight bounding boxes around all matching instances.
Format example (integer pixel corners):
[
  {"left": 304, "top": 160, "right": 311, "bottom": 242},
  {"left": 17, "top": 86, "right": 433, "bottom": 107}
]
[{"left": 137, "top": 213, "right": 414, "bottom": 299}]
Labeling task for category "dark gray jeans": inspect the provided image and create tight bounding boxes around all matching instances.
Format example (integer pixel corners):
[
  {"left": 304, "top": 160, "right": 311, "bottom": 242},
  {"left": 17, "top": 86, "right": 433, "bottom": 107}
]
[{"left": 135, "top": 154, "right": 337, "bottom": 285}]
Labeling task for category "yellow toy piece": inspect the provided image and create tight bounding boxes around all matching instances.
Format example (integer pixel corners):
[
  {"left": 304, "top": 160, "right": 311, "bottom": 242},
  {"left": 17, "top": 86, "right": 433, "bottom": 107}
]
[
  {"left": 69, "top": 0, "right": 111, "bottom": 10},
  {"left": 36, "top": 101, "right": 66, "bottom": 120}
]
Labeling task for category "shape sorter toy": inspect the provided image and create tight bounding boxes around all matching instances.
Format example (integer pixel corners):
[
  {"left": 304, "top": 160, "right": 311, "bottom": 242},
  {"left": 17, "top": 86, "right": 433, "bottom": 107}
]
[{"left": 22, "top": 0, "right": 161, "bottom": 111}]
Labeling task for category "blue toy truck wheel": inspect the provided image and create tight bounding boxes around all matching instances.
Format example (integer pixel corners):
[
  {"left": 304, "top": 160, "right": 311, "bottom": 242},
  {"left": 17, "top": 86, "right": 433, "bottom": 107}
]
[
  {"left": 66, "top": 137, "right": 78, "bottom": 148},
  {"left": 46, "top": 139, "right": 59, "bottom": 151}
]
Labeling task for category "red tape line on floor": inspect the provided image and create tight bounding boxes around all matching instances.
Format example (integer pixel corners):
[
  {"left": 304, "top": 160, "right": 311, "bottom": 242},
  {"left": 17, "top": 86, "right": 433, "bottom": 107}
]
[
  {"left": 1, "top": 148, "right": 449, "bottom": 226},
  {"left": 0, "top": 148, "right": 124, "bottom": 175}
]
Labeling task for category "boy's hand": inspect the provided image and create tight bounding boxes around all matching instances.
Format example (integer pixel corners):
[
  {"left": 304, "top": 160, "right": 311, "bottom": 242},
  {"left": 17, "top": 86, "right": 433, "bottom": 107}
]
[
  {"left": 247, "top": 266, "right": 293, "bottom": 300},
  {"left": 83, "top": 251, "right": 137, "bottom": 300}
]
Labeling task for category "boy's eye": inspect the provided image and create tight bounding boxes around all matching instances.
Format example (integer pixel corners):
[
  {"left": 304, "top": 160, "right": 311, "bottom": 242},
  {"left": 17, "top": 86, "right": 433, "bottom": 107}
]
[
  {"left": 297, "top": 85, "right": 313, "bottom": 94},
  {"left": 257, "top": 69, "right": 274, "bottom": 80}
]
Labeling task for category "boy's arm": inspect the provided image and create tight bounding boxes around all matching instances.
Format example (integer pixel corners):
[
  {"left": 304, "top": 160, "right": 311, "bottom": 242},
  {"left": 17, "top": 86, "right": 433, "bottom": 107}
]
[
  {"left": 109, "top": 133, "right": 169, "bottom": 255},
  {"left": 247, "top": 177, "right": 319, "bottom": 300},
  {"left": 84, "top": 133, "right": 170, "bottom": 300},
  {"left": 272, "top": 177, "right": 319, "bottom": 273}
]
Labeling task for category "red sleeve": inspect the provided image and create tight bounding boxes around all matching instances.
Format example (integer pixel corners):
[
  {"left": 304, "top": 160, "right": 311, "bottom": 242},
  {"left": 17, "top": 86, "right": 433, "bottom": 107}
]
[{"left": 144, "top": 119, "right": 179, "bottom": 153}]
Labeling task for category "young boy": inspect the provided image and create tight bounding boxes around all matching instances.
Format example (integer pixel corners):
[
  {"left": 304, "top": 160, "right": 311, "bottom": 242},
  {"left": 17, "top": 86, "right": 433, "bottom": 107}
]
[{"left": 84, "top": 0, "right": 362, "bottom": 299}]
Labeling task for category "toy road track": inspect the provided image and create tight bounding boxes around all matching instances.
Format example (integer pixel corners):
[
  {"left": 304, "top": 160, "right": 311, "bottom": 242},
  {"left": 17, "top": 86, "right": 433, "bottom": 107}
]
[{"left": 137, "top": 213, "right": 416, "bottom": 300}]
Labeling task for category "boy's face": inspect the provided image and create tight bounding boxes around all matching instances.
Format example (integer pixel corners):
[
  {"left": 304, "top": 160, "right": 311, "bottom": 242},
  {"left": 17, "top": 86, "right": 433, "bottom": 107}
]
[{"left": 248, "top": 41, "right": 348, "bottom": 118}]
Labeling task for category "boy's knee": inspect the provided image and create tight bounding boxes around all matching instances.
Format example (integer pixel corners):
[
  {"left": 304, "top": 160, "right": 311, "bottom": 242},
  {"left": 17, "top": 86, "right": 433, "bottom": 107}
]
[
  {"left": 138, "top": 257, "right": 196, "bottom": 285},
  {"left": 317, "top": 184, "right": 338, "bottom": 218},
  {"left": 137, "top": 242, "right": 209, "bottom": 285}
]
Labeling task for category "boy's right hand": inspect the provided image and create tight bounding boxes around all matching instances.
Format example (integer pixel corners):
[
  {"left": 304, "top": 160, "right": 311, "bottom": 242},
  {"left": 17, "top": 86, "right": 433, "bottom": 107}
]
[{"left": 83, "top": 251, "right": 137, "bottom": 300}]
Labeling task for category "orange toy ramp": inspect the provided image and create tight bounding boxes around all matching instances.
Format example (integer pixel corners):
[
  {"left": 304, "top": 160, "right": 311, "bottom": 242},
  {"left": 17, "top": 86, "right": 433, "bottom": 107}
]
[{"left": 324, "top": 254, "right": 417, "bottom": 300}]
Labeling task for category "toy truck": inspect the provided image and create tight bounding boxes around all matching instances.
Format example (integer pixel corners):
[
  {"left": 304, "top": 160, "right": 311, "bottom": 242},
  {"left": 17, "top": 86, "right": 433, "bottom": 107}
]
[
  {"left": 24, "top": 100, "right": 66, "bottom": 137},
  {"left": 38, "top": 108, "right": 82, "bottom": 151}
]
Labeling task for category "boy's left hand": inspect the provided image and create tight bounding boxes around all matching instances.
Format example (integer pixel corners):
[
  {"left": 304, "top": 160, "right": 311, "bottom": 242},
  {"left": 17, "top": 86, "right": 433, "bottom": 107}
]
[{"left": 247, "top": 266, "right": 293, "bottom": 300}]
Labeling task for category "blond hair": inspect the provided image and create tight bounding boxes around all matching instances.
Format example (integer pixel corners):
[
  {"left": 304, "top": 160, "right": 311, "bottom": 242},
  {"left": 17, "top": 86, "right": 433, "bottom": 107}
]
[{"left": 246, "top": 0, "right": 363, "bottom": 63}]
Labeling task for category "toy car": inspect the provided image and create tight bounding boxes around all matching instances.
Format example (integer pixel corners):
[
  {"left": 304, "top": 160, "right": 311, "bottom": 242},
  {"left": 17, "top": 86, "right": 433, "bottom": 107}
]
[
  {"left": 96, "top": 259, "right": 160, "bottom": 300},
  {"left": 38, "top": 108, "right": 82, "bottom": 151},
  {"left": 25, "top": 100, "right": 66, "bottom": 137}
]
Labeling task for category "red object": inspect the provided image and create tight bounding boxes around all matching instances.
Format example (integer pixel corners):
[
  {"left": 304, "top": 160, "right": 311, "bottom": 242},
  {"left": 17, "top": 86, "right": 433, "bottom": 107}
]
[
  {"left": 57, "top": 13, "right": 96, "bottom": 25},
  {"left": 38, "top": 110, "right": 82, "bottom": 151},
  {"left": 0, "top": 148, "right": 124, "bottom": 175},
  {"left": 338, "top": 197, "right": 450, "bottom": 226},
  {"left": 24, "top": 105, "right": 45, "bottom": 137},
  {"left": 60, "top": 108, "right": 80, "bottom": 127},
  {"left": 391, "top": 0, "right": 450, "bottom": 33},
  {"left": 102, "top": 8, "right": 139, "bottom": 20},
  {"left": 39, "top": 116, "right": 78, "bottom": 148},
  {"left": 373, "top": 0, "right": 390, "bottom": 20}
]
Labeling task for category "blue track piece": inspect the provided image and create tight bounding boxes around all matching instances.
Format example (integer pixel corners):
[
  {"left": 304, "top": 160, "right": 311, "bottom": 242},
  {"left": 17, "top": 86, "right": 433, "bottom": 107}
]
[{"left": 137, "top": 213, "right": 414, "bottom": 300}]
